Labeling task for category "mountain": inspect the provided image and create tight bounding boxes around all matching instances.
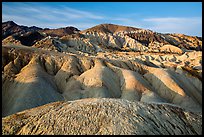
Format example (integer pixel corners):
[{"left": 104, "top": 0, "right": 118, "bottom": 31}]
[
  {"left": 2, "top": 22, "right": 202, "bottom": 52},
  {"left": 2, "top": 21, "right": 42, "bottom": 40},
  {"left": 2, "top": 21, "right": 80, "bottom": 46},
  {"left": 2, "top": 21, "right": 202, "bottom": 135},
  {"left": 80, "top": 23, "right": 202, "bottom": 51},
  {"left": 81, "top": 23, "right": 141, "bottom": 34},
  {"left": 40, "top": 26, "right": 80, "bottom": 37}
]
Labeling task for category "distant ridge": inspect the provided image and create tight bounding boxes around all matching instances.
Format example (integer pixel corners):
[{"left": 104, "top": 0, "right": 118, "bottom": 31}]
[{"left": 81, "top": 23, "right": 141, "bottom": 34}]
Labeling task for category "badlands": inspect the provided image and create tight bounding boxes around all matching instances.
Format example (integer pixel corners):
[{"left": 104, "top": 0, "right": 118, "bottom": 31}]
[{"left": 2, "top": 21, "right": 202, "bottom": 135}]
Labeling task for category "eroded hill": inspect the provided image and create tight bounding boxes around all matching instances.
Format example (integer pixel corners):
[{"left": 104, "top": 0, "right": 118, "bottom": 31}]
[{"left": 2, "top": 21, "right": 202, "bottom": 135}]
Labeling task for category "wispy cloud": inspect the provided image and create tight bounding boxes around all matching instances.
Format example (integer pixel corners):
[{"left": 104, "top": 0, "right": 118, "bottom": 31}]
[
  {"left": 2, "top": 2, "right": 105, "bottom": 29},
  {"left": 2, "top": 3, "right": 202, "bottom": 36},
  {"left": 143, "top": 17, "right": 202, "bottom": 36},
  {"left": 59, "top": 6, "right": 105, "bottom": 20}
]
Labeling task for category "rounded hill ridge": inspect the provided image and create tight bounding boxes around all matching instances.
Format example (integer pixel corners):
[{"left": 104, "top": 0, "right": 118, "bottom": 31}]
[{"left": 2, "top": 21, "right": 202, "bottom": 135}]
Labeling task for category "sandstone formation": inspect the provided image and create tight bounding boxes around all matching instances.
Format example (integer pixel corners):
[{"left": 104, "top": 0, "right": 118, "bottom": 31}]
[{"left": 2, "top": 21, "right": 202, "bottom": 135}]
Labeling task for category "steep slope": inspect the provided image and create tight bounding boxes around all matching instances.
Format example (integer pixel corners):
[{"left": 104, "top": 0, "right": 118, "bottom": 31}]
[
  {"left": 2, "top": 44, "right": 202, "bottom": 116},
  {"left": 2, "top": 48, "right": 64, "bottom": 117}
]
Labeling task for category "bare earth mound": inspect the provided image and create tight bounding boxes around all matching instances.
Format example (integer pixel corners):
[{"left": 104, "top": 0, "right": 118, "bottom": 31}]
[{"left": 2, "top": 98, "right": 202, "bottom": 135}]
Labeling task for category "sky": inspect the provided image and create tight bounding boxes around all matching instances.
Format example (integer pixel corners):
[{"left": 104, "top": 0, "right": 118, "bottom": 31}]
[{"left": 2, "top": 2, "right": 202, "bottom": 36}]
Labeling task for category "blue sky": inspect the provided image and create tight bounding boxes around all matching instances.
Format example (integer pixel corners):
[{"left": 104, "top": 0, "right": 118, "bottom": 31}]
[{"left": 2, "top": 2, "right": 202, "bottom": 36}]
